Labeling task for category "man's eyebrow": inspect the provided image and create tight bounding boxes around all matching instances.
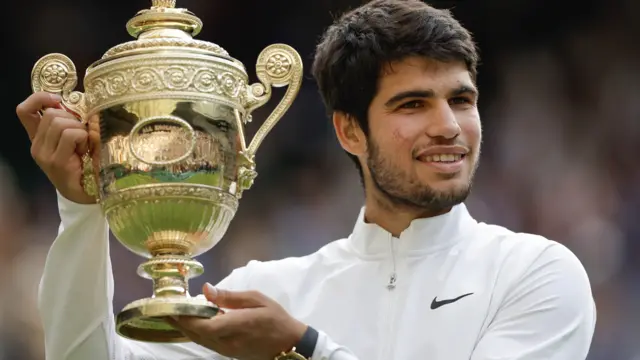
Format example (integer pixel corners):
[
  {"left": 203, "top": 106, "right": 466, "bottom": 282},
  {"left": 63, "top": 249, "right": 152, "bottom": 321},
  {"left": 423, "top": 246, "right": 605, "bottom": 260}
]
[
  {"left": 384, "top": 85, "right": 478, "bottom": 108},
  {"left": 450, "top": 85, "right": 478, "bottom": 98},
  {"left": 384, "top": 89, "right": 435, "bottom": 107}
]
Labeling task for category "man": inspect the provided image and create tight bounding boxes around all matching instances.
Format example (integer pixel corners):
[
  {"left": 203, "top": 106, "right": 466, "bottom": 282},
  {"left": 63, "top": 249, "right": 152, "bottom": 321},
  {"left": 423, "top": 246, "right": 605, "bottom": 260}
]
[{"left": 17, "top": 0, "right": 596, "bottom": 359}]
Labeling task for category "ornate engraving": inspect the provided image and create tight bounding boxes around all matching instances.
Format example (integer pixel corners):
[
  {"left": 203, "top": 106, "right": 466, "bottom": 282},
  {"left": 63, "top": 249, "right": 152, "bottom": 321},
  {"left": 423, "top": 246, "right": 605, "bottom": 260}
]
[
  {"left": 164, "top": 66, "right": 190, "bottom": 89},
  {"left": 82, "top": 153, "right": 99, "bottom": 200},
  {"left": 151, "top": 0, "right": 176, "bottom": 8},
  {"left": 42, "top": 63, "right": 68, "bottom": 86},
  {"left": 84, "top": 58, "right": 248, "bottom": 113},
  {"left": 131, "top": 68, "right": 160, "bottom": 92},
  {"left": 128, "top": 115, "right": 197, "bottom": 166},
  {"left": 140, "top": 256, "right": 203, "bottom": 270},
  {"left": 266, "top": 52, "right": 292, "bottom": 79},
  {"left": 103, "top": 39, "right": 229, "bottom": 58},
  {"left": 193, "top": 69, "right": 217, "bottom": 92},
  {"left": 101, "top": 183, "right": 239, "bottom": 213},
  {"left": 31, "top": 53, "right": 88, "bottom": 118},
  {"left": 237, "top": 166, "right": 258, "bottom": 196}
]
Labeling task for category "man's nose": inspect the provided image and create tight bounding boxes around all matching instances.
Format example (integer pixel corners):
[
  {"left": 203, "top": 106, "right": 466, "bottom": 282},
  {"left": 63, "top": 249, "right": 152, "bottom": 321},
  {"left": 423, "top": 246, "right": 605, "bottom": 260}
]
[{"left": 424, "top": 101, "right": 461, "bottom": 140}]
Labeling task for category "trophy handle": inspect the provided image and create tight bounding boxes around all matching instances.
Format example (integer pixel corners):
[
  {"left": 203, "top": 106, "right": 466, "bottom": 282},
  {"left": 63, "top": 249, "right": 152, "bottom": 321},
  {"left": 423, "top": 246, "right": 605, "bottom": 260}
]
[
  {"left": 31, "top": 53, "right": 88, "bottom": 119},
  {"left": 242, "top": 44, "right": 303, "bottom": 159},
  {"left": 31, "top": 53, "right": 99, "bottom": 199}
]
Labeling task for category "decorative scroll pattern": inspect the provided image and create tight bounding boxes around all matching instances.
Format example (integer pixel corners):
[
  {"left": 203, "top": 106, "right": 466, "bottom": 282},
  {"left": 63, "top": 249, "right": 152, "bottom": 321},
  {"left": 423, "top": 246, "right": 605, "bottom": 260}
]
[{"left": 84, "top": 58, "right": 249, "bottom": 113}]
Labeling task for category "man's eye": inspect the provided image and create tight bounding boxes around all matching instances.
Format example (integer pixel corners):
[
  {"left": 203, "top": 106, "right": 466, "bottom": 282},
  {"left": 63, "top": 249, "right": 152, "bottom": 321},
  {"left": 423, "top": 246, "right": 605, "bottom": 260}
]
[
  {"left": 399, "top": 100, "right": 423, "bottom": 109},
  {"left": 449, "top": 97, "right": 471, "bottom": 105}
]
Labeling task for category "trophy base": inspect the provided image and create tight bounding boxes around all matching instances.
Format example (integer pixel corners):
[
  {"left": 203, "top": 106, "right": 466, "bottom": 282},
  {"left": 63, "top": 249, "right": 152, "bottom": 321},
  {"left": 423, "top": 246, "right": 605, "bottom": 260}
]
[{"left": 115, "top": 295, "right": 221, "bottom": 342}]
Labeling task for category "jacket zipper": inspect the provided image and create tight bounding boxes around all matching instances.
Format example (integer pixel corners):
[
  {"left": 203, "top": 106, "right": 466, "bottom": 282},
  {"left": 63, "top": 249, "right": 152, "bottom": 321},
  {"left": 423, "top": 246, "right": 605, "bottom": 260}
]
[
  {"left": 381, "top": 235, "right": 400, "bottom": 360},
  {"left": 387, "top": 235, "right": 397, "bottom": 290}
]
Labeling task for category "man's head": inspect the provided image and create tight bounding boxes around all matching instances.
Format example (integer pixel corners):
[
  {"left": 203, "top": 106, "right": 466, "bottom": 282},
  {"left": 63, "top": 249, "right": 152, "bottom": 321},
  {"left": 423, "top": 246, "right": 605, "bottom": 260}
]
[{"left": 312, "top": 0, "right": 481, "bottom": 214}]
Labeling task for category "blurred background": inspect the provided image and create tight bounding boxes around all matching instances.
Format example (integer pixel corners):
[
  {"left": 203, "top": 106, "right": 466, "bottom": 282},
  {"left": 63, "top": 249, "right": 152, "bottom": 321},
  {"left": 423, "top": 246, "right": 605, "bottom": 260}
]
[{"left": 2, "top": 0, "right": 639, "bottom": 358}]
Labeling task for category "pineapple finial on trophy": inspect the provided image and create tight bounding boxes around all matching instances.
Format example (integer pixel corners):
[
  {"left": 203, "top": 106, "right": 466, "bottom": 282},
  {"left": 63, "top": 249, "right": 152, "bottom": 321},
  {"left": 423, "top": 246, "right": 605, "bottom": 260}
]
[
  {"left": 151, "top": 0, "right": 176, "bottom": 8},
  {"left": 127, "top": 0, "right": 202, "bottom": 39}
]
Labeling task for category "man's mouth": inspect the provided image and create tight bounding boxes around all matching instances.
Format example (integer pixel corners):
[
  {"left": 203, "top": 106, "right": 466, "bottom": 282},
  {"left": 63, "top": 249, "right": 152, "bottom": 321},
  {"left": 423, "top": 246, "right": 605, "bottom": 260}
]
[{"left": 416, "top": 153, "right": 465, "bottom": 163}]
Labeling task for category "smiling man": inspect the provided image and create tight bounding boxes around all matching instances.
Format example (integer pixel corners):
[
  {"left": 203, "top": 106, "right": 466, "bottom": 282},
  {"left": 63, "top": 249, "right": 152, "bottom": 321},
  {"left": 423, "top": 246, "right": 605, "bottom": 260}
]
[
  {"left": 18, "top": 0, "right": 596, "bottom": 359},
  {"left": 343, "top": 56, "right": 482, "bottom": 237}
]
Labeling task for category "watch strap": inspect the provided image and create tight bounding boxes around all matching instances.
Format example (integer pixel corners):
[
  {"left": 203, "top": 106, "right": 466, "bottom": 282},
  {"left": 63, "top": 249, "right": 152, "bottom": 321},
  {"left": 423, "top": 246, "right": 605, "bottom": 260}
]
[{"left": 294, "top": 325, "right": 318, "bottom": 358}]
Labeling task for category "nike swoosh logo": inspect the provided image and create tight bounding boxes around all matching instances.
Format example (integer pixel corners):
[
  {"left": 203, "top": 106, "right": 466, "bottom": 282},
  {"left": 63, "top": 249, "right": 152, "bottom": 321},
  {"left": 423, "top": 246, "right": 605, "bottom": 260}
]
[{"left": 430, "top": 292, "right": 474, "bottom": 310}]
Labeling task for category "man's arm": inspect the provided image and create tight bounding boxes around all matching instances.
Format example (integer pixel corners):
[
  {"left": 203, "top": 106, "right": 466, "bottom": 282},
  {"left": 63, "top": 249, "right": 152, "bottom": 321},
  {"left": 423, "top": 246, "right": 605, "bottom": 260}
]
[
  {"left": 38, "top": 192, "right": 232, "bottom": 360},
  {"left": 470, "top": 243, "right": 596, "bottom": 360}
]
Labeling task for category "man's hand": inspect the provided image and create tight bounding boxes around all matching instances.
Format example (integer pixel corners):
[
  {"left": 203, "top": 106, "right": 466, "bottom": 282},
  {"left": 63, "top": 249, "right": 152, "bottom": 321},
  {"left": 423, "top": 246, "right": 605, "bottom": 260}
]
[
  {"left": 169, "top": 284, "right": 308, "bottom": 360},
  {"left": 16, "top": 92, "right": 96, "bottom": 204}
]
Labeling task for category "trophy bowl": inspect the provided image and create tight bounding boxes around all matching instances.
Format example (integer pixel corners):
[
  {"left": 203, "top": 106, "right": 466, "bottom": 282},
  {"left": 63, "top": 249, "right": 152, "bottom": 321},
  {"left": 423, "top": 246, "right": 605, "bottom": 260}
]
[{"left": 30, "top": 0, "right": 302, "bottom": 343}]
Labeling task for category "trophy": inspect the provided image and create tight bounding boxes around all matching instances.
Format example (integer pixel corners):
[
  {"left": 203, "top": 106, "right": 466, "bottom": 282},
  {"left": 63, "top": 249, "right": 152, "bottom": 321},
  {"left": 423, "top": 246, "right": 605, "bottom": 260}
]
[{"left": 30, "top": 0, "right": 302, "bottom": 343}]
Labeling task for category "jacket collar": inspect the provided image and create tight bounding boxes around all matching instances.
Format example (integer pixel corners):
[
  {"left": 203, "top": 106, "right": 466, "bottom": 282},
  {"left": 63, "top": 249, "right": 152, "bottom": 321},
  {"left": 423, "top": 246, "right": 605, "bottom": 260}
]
[{"left": 348, "top": 203, "right": 477, "bottom": 257}]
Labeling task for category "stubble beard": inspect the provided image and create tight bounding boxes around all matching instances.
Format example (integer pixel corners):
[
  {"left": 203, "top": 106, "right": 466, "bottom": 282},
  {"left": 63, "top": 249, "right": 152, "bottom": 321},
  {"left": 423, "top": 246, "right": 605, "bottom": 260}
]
[{"left": 367, "top": 140, "right": 477, "bottom": 213}]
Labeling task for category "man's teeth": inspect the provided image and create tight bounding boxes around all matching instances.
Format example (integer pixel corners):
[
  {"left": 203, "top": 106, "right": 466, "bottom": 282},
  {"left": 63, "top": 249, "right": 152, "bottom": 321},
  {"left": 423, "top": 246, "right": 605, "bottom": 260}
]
[{"left": 420, "top": 154, "right": 463, "bottom": 162}]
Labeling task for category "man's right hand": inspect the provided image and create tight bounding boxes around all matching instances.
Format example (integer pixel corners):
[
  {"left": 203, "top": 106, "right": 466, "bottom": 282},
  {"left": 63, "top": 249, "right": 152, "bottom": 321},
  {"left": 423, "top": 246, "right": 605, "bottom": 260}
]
[{"left": 16, "top": 91, "right": 96, "bottom": 204}]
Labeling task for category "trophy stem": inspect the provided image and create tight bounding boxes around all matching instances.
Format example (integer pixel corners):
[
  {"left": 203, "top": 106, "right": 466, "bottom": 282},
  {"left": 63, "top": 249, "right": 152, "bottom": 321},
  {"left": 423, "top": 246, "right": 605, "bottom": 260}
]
[
  {"left": 137, "top": 255, "right": 204, "bottom": 297},
  {"left": 116, "top": 255, "right": 219, "bottom": 342}
]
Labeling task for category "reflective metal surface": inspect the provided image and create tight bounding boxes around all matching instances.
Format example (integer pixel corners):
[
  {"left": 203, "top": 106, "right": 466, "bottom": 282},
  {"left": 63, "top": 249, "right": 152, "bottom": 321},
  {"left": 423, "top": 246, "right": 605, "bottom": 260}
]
[
  {"left": 98, "top": 100, "right": 240, "bottom": 259},
  {"left": 29, "top": 0, "right": 302, "bottom": 342}
]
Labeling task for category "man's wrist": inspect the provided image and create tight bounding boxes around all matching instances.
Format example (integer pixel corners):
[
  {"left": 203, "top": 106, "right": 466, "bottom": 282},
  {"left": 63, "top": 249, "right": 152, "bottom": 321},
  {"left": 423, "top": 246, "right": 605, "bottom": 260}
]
[{"left": 293, "top": 325, "right": 318, "bottom": 358}]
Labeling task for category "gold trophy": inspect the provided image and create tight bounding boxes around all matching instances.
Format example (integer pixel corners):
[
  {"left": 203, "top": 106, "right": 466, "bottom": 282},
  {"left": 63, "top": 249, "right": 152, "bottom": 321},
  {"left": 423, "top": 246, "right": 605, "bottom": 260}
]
[{"left": 30, "top": 0, "right": 302, "bottom": 343}]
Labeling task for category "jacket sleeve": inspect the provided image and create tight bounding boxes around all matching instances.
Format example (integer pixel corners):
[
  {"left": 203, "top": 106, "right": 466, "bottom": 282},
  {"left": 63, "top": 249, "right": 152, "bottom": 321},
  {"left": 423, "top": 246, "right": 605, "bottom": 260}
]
[
  {"left": 38, "top": 192, "right": 241, "bottom": 360},
  {"left": 470, "top": 243, "right": 597, "bottom": 360},
  {"left": 310, "top": 331, "right": 360, "bottom": 359}
]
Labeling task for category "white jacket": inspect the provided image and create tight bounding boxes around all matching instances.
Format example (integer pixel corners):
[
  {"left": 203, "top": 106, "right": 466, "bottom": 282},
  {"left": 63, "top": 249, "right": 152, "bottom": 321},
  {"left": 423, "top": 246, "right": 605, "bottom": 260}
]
[{"left": 39, "top": 193, "right": 596, "bottom": 360}]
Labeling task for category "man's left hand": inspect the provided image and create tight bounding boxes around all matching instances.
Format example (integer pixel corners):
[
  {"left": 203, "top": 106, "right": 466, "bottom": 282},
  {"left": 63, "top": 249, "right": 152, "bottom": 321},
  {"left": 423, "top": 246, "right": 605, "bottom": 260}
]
[{"left": 168, "top": 283, "right": 308, "bottom": 360}]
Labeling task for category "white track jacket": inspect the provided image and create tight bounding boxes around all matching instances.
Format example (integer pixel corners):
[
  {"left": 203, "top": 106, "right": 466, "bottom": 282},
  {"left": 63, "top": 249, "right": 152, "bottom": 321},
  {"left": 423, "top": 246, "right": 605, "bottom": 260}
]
[{"left": 38, "top": 193, "right": 596, "bottom": 360}]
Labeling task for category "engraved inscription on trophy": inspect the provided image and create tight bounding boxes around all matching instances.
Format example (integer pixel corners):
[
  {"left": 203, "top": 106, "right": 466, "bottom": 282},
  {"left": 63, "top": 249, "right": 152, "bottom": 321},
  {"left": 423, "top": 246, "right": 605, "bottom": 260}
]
[{"left": 129, "top": 115, "right": 196, "bottom": 166}]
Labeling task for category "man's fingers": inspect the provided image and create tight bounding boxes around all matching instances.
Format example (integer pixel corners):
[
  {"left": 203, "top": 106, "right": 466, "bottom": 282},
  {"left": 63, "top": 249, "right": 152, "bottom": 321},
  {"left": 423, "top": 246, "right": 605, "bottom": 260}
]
[
  {"left": 52, "top": 128, "right": 89, "bottom": 167},
  {"left": 166, "top": 316, "right": 234, "bottom": 354},
  {"left": 16, "top": 92, "right": 62, "bottom": 140},
  {"left": 203, "top": 284, "right": 268, "bottom": 309},
  {"left": 42, "top": 115, "right": 85, "bottom": 156}
]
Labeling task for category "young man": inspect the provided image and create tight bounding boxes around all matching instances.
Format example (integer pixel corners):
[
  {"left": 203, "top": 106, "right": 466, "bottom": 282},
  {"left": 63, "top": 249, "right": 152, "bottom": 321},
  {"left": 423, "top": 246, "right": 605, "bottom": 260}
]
[{"left": 17, "top": 0, "right": 596, "bottom": 359}]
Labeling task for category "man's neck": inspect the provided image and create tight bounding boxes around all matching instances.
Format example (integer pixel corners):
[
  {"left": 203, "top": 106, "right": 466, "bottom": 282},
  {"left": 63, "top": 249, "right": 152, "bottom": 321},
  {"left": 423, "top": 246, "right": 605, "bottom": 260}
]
[{"left": 363, "top": 193, "right": 452, "bottom": 238}]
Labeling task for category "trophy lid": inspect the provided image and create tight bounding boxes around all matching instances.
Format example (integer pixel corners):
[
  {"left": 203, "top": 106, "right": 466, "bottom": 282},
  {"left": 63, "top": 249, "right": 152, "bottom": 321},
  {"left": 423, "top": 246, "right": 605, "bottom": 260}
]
[{"left": 100, "top": 0, "right": 231, "bottom": 61}]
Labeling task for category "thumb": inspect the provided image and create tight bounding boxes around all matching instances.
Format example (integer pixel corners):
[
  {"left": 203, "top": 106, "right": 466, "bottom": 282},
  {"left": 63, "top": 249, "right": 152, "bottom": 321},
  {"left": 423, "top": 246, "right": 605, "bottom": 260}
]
[{"left": 203, "top": 283, "right": 267, "bottom": 309}]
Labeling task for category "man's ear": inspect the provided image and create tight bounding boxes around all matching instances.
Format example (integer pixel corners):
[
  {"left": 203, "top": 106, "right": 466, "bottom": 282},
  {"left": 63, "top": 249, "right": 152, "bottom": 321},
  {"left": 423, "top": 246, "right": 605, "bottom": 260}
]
[{"left": 333, "top": 111, "right": 367, "bottom": 157}]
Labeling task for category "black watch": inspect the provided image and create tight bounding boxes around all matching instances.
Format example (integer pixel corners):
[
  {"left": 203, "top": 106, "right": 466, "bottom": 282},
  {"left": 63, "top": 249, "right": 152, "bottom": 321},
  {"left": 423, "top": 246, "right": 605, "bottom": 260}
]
[
  {"left": 275, "top": 326, "right": 319, "bottom": 360},
  {"left": 294, "top": 325, "right": 319, "bottom": 358}
]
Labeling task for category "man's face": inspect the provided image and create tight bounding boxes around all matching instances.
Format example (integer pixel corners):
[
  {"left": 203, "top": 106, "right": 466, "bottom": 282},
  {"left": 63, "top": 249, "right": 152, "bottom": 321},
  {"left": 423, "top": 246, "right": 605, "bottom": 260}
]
[{"left": 363, "top": 56, "right": 481, "bottom": 212}]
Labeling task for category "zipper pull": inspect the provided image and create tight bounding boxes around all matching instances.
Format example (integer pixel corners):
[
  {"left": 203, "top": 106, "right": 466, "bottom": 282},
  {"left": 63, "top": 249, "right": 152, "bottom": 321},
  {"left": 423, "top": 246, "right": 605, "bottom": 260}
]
[{"left": 387, "top": 272, "right": 397, "bottom": 290}]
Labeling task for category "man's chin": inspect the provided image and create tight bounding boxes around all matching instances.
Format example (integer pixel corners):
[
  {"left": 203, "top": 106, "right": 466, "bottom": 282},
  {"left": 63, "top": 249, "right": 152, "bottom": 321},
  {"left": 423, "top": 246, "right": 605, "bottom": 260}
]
[
  {"left": 417, "top": 165, "right": 468, "bottom": 181},
  {"left": 424, "top": 183, "right": 471, "bottom": 203},
  {"left": 376, "top": 182, "right": 470, "bottom": 213},
  {"left": 421, "top": 175, "right": 470, "bottom": 191}
]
